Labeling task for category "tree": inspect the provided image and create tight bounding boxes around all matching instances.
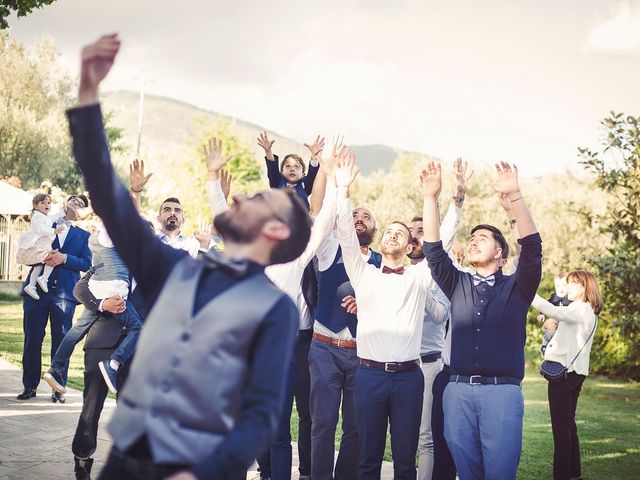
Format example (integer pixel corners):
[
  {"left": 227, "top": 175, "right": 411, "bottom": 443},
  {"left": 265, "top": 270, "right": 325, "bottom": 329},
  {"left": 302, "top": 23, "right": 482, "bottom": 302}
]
[
  {"left": 179, "top": 116, "right": 266, "bottom": 232},
  {"left": 0, "top": 0, "right": 57, "bottom": 29},
  {"left": 0, "top": 31, "right": 126, "bottom": 192},
  {"left": 579, "top": 112, "right": 640, "bottom": 377}
]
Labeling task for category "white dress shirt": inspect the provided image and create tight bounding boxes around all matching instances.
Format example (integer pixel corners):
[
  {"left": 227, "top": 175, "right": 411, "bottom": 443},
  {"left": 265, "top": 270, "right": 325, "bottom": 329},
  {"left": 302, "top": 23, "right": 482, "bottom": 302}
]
[
  {"left": 532, "top": 295, "right": 597, "bottom": 376},
  {"left": 336, "top": 198, "right": 461, "bottom": 362},
  {"left": 157, "top": 232, "right": 209, "bottom": 259},
  {"left": 207, "top": 179, "right": 336, "bottom": 330}
]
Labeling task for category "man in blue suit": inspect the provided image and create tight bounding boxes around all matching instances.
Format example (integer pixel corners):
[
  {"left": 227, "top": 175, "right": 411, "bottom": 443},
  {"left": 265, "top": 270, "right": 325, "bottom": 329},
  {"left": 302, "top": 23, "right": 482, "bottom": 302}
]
[{"left": 18, "top": 195, "right": 92, "bottom": 402}]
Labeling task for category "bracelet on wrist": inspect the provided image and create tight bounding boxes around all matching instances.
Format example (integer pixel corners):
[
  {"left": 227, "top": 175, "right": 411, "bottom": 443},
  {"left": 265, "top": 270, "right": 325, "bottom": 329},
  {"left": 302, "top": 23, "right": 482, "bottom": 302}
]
[
  {"left": 452, "top": 195, "right": 465, "bottom": 203},
  {"left": 509, "top": 218, "right": 517, "bottom": 225},
  {"left": 131, "top": 187, "right": 143, "bottom": 193},
  {"left": 510, "top": 196, "right": 523, "bottom": 203}
]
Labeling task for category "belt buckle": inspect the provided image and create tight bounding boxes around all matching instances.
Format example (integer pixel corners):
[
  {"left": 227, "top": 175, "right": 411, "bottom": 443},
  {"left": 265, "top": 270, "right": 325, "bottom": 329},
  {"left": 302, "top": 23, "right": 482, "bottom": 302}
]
[
  {"left": 469, "top": 375, "right": 482, "bottom": 385},
  {"left": 384, "top": 362, "right": 398, "bottom": 373}
]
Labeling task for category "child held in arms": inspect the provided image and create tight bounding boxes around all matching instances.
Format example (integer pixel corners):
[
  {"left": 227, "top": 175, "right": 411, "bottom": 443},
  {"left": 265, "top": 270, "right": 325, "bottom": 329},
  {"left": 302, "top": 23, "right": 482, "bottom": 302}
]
[
  {"left": 258, "top": 131, "right": 324, "bottom": 209},
  {"left": 17, "top": 193, "right": 66, "bottom": 300}
]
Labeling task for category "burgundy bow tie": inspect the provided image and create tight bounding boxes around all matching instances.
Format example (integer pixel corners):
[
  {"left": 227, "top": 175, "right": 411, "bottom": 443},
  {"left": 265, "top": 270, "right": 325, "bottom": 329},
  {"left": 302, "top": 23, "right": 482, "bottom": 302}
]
[{"left": 382, "top": 265, "right": 405, "bottom": 275}]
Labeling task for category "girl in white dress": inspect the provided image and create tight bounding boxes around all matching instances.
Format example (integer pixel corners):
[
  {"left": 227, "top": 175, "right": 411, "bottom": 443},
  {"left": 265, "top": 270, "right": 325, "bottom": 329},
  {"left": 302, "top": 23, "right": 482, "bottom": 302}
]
[{"left": 17, "top": 193, "right": 65, "bottom": 300}]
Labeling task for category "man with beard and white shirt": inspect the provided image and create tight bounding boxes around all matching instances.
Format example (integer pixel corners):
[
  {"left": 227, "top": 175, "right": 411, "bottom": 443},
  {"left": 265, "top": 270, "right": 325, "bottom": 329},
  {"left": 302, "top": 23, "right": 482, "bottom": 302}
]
[
  {"left": 333, "top": 153, "right": 462, "bottom": 480},
  {"left": 309, "top": 209, "right": 380, "bottom": 480}
]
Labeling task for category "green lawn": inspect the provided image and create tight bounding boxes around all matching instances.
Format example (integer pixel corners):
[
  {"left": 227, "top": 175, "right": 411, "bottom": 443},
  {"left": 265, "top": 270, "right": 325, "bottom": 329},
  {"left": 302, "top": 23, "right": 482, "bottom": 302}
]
[{"left": 1, "top": 295, "right": 638, "bottom": 478}]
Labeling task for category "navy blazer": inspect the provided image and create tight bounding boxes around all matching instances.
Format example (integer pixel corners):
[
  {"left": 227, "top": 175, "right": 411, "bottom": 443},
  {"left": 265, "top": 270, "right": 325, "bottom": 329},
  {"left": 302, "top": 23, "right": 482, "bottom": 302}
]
[{"left": 22, "top": 225, "right": 92, "bottom": 303}]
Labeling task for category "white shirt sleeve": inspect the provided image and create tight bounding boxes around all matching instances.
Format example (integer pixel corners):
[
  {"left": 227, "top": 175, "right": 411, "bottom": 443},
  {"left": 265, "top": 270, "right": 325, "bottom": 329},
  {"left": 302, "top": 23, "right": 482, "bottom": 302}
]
[
  {"left": 207, "top": 179, "right": 231, "bottom": 216},
  {"left": 440, "top": 204, "right": 462, "bottom": 252},
  {"left": 335, "top": 195, "right": 368, "bottom": 287},
  {"left": 424, "top": 286, "right": 451, "bottom": 325},
  {"left": 532, "top": 295, "right": 591, "bottom": 325},
  {"left": 296, "top": 183, "right": 337, "bottom": 268}
]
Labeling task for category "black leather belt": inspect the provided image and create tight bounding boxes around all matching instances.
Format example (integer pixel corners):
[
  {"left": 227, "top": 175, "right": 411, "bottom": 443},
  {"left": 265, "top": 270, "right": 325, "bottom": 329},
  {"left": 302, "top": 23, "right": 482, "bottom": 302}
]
[
  {"left": 359, "top": 358, "right": 420, "bottom": 373},
  {"left": 449, "top": 375, "right": 521, "bottom": 386},
  {"left": 420, "top": 353, "right": 441, "bottom": 363}
]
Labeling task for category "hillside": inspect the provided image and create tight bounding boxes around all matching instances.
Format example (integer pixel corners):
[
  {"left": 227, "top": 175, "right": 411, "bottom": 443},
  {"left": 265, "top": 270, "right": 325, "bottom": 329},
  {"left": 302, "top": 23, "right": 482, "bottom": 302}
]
[{"left": 101, "top": 91, "right": 425, "bottom": 176}]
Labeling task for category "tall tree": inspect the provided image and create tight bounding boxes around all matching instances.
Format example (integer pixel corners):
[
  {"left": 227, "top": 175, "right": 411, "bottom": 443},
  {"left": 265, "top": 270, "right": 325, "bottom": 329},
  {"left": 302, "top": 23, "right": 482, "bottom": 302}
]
[
  {"left": 0, "top": 0, "right": 56, "bottom": 29},
  {"left": 579, "top": 112, "right": 640, "bottom": 376},
  {"left": 0, "top": 31, "right": 125, "bottom": 192}
]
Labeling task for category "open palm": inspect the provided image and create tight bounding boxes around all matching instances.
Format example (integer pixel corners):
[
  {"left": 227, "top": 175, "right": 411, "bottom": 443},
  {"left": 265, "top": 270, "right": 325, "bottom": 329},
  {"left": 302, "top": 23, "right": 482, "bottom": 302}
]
[
  {"left": 420, "top": 161, "right": 442, "bottom": 197},
  {"left": 490, "top": 162, "right": 520, "bottom": 195},
  {"left": 203, "top": 137, "right": 232, "bottom": 174}
]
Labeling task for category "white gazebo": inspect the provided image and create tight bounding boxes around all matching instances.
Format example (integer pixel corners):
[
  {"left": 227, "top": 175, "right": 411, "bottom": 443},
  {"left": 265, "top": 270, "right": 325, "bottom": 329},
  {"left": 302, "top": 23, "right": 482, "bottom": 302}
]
[{"left": 0, "top": 181, "right": 33, "bottom": 282}]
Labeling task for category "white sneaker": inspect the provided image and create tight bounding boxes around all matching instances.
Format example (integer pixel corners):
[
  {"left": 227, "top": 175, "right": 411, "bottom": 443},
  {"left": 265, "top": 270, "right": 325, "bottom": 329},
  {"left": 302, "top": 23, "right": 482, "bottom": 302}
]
[
  {"left": 36, "top": 276, "right": 49, "bottom": 293},
  {"left": 24, "top": 285, "right": 40, "bottom": 300}
]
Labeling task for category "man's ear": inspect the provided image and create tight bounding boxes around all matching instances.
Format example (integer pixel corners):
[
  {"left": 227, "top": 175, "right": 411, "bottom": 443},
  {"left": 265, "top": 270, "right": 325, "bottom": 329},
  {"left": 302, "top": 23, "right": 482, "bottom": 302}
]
[
  {"left": 262, "top": 220, "right": 291, "bottom": 241},
  {"left": 157, "top": 214, "right": 161, "bottom": 224},
  {"left": 405, "top": 241, "right": 414, "bottom": 255},
  {"left": 493, "top": 247, "right": 503, "bottom": 261}
]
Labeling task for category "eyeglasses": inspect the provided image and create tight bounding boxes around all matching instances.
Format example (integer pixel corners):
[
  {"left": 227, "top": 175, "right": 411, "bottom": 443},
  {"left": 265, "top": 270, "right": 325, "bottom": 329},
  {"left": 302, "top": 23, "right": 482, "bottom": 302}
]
[{"left": 246, "top": 191, "right": 289, "bottom": 225}]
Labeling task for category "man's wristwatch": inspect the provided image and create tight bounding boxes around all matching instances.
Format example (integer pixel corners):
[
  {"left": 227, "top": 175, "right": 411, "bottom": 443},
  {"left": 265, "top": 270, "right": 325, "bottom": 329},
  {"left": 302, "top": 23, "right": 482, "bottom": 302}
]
[{"left": 452, "top": 195, "right": 465, "bottom": 203}]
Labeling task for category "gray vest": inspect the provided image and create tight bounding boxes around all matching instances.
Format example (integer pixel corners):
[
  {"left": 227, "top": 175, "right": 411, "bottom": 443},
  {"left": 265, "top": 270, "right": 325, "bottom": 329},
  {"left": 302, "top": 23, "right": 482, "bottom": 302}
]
[
  {"left": 89, "top": 233, "right": 129, "bottom": 283},
  {"left": 108, "top": 257, "right": 285, "bottom": 464}
]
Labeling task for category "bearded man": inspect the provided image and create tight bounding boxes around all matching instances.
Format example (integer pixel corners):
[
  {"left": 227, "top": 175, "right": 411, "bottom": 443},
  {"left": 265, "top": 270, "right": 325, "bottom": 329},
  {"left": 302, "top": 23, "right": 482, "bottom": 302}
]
[
  {"left": 306, "top": 202, "right": 381, "bottom": 480},
  {"left": 68, "top": 33, "right": 313, "bottom": 480},
  {"left": 333, "top": 153, "right": 462, "bottom": 480}
]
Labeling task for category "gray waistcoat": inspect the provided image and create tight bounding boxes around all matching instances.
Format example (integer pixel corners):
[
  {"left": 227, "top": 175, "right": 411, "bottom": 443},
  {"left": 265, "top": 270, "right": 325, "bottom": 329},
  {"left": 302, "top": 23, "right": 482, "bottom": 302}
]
[
  {"left": 89, "top": 233, "right": 129, "bottom": 283},
  {"left": 108, "top": 257, "right": 285, "bottom": 464}
]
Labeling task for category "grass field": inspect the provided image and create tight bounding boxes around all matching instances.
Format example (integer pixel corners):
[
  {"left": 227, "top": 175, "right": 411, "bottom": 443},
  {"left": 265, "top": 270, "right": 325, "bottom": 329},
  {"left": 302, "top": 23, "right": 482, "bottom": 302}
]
[{"left": 1, "top": 294, "right": 638, "bottom": 478}]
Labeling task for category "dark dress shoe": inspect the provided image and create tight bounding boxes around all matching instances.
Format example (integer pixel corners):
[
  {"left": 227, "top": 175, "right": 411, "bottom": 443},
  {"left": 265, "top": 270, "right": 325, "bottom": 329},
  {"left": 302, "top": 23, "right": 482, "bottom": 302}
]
[
  {"left": 74, "top": 457, "right": 93, "bottom": 480},
  {"left": 51, "top": 391, "right": 65, "bottom": 403},
  {"left": 17, "top": 389, "right": 37, "bottom": 400}
]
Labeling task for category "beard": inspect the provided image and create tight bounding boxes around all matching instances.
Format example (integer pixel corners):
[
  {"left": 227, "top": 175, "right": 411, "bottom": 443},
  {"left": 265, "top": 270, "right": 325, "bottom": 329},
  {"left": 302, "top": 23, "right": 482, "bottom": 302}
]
[
  {"left": 214, "top": 211, "right": 262, "bottom": 244},
  {"left": 381, "top": 242, "right": 404, "bottom": 257},
  {"left": 164, "top": 216, "right": 179, "bottom": 232},
  {"left": 355, "top": 222, "right": 374, "bottom": 247},
  {"left": 407, "top": 241, "right": 425, "bottom": 260}
]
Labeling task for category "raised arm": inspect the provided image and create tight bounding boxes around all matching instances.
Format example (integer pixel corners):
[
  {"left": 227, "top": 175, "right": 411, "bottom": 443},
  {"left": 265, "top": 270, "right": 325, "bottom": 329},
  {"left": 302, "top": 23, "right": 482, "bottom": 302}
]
[
  {"left": 258, "top": 132, "right": 281, "bottom": 188},
  {"left": 421, "top": 161, "right": 459, "bottom": 297},
  {"left": 532, "top": 295, "right": 589, "bottom": 325},
  {"left": 204, "top": 137, "right": 233, "bottom": 216},
  {"left": 296, "top": 143, "right": 339, "bottom": 267},
  {"left": 129, "top": 158, "right": 153, "bottom": 212},
  {"left": 490, "top": 162, "right": 541, "bottom": 298},
  {"left": 302, "top": 135, "right": 324, "bottom": 196},
  {"left": 334, "top": 147, "right": 368, "bottom": 286},
  {"left": 71, "top": 34, "right": 185, "bottom": 304}
]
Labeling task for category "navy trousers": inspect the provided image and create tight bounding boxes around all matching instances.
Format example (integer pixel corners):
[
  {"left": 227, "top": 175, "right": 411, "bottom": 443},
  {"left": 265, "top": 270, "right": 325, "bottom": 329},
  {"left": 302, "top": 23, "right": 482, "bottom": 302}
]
[
  {"left": 22, "top": 293, "right": 77, "bottom": 390},
  {"left": 431, "top": 366, "right": 456, "bottom": 480},
  {"left": 308, "top": 339, "right": 359, "bottom": 480},
  {"left": 270, "top": 329, "right": 312, "bottom": 480},
  {"left": 355, "top": 364, "right": 424, "bottom": 480}
]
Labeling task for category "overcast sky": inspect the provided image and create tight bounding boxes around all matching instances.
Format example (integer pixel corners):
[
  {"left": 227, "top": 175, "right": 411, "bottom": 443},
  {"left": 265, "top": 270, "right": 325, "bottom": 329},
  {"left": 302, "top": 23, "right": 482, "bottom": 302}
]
[{"left": 7, "top": 0, "right": 640, "bottom": 175}]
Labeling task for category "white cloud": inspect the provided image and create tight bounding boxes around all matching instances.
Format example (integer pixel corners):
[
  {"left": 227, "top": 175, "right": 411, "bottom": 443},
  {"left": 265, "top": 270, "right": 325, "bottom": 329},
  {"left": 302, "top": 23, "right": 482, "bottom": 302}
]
[{"left": 588, "top": 1, "right": 640, "bottom": 52}]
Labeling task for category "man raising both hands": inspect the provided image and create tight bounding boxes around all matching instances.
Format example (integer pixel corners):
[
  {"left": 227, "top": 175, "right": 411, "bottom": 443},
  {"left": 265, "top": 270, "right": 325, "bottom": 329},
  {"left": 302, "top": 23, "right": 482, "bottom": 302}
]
[{"left": 422, "top": 161, "right": 542, "bottom": 480}]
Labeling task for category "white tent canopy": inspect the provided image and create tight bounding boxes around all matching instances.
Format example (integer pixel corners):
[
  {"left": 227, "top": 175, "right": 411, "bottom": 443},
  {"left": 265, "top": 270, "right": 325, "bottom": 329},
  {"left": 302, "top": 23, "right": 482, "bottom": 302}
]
[{"left": 0, "top": 181, "right": 33, "bottom": 216}]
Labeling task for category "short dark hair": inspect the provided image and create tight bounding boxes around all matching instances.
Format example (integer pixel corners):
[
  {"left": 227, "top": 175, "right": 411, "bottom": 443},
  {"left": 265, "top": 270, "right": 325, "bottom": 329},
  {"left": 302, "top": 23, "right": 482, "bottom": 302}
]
[
  {"left": 159, "top": 197, "right": 181, "bottom": 213},
  {"left": 270, "top": 189, "right": 312, "bottom": 264},
  {"left": 470, "top": 224, "right": 509, "bottom": 259},
  {"left": 67, "top": 194, "right": 89, "bottom": 208},
  {"left": 280, "top": 154, "right": 306, "bottom": 174},
  {"left": 411, "top": 216, "right": 423, "bottom": 223}
]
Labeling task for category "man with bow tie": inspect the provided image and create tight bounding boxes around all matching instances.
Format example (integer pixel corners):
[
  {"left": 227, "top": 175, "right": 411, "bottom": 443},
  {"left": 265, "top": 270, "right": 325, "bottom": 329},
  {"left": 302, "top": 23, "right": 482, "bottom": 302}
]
[
  {"left": 18, "top": 194, "right": 92, "bottom": 403},
  {"left": 422, "top": 161, "right": 541, "bottom": 480},
  {"left": 68, "top": 34, "right": 313, "bottom": 480},
  {"left": 333, "top": 153, "right": 462, "bottom": 480}
]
